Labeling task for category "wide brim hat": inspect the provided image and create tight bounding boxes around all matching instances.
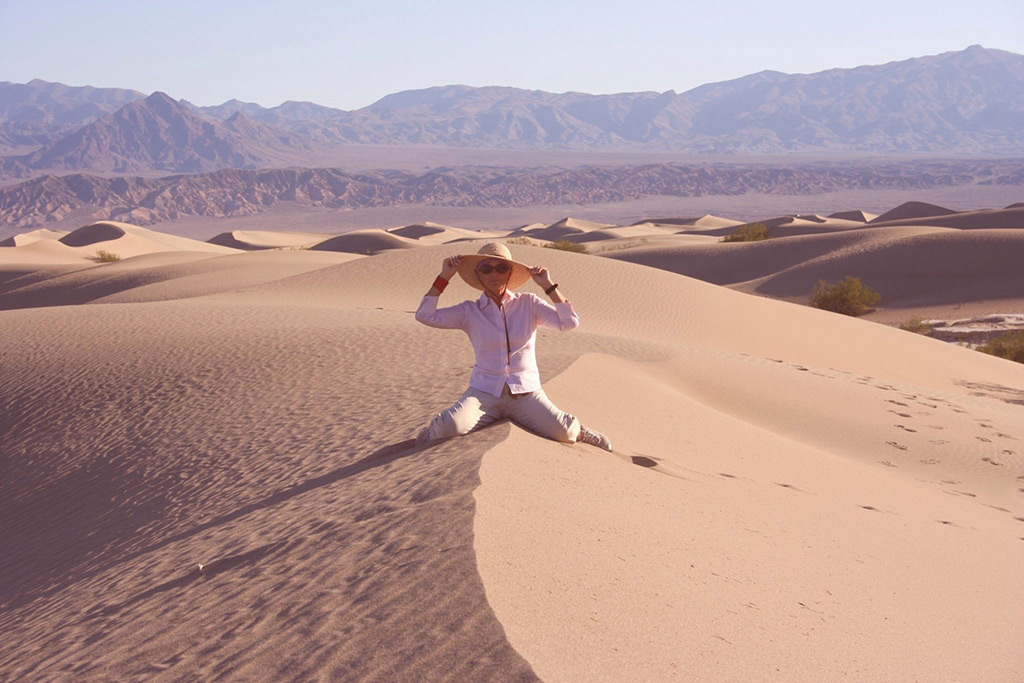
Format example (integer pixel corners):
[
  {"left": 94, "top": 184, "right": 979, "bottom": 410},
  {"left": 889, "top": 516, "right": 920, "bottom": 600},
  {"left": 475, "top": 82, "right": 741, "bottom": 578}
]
[{"left": 457, "top": 242, "right": 533, "bottom": 291}]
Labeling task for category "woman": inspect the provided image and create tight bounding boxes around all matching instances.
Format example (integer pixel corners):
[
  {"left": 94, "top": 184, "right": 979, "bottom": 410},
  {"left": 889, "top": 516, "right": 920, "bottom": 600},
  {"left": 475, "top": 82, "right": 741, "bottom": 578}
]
[{"left": 414, "top": 242, "right": 612, "bottom": 451}]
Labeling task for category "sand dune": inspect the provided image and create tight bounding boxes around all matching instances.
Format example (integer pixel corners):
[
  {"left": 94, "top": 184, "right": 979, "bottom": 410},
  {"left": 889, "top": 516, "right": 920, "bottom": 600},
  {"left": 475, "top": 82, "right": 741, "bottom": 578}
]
[
  {"left": 310, "top": 228, "right": 420, "bottom": 255},
  {"left": 631, "top": 214, "right": 743, "bottom": 229},
  {"left": 601, "top": 226, "right": 938, "bottom": 286},
  {"left": 736, "top": 228, "right": 1024, "bottom": 324},
  {"left": 386, "top": 222, "right": 503, "bottom": 243},
  {"left": 0, "top": 227, "right": 68, "bottom": 247},
  {"left": 867, "top": 205, "right": 1024, "bottom": 230},
  {"left": 828, "top": 209, "right": 876, "bottom": 222},
  {"left": 0, "top": 250, "right": 360, "bottom": 310},
  {"left": 0, "top": 220, "right": 238, "bottom": 264},
  {"left": 1, "top": 223, "right": 1022, "bottom": 681},
  {"left": 602, "top": 202, "right": 1024, "bottom": 323},
  {"left": 508, "top": 217, "right": 615, "bottom": 242},
  {"left": 207, "top": 229, "right": 333, "bottom": 250},
  {"left": 870, "top": 200, "right": 957, "bottom": 223}
]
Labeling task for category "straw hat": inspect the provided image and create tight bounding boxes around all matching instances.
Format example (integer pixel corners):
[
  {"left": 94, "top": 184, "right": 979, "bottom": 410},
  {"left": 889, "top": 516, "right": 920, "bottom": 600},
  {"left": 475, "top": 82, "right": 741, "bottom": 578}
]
[{"left": 457, "top": 242, "right": 533, "bottom": 291}]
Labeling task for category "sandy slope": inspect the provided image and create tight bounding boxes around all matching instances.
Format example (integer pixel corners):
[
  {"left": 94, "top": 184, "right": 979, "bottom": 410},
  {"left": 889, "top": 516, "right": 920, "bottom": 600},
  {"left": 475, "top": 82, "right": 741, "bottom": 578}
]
[
  {"left": 1, "top": 236, "right": 1022, "bottom": 681},
  {"left": 207, "top": 229, "right": 335, "bottom": 250},
  {"left": 386, "top": 222, "right": 505, "bottom": 244},
  {"left": 603, "top": 221, "right": 1024, "bottom": 323},
  {"left": 0, "top": 250, "right": 362, "bottom": 310},
  {"left": 0, "top": 221, "right": 237, "bottom": 264},
  {"left": 0, "top": 227, "right": 68, "bottom": 247}
]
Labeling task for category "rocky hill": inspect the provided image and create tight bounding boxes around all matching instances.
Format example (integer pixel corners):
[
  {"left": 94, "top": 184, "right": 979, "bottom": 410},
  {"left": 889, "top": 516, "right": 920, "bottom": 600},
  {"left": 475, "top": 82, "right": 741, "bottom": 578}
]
[{"left": 2, "top": 159, "right": 1020, "bottom": 230}]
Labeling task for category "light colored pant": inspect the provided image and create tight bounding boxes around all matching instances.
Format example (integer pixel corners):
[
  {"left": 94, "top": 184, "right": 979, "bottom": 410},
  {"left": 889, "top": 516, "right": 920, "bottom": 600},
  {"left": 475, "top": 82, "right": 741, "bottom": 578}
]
[{"left": 422, "top": 385, "right": 581, "bottom": 444}]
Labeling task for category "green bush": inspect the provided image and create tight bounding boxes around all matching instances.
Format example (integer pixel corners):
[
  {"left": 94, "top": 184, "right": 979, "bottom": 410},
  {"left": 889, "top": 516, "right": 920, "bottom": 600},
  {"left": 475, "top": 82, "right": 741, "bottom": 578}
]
[
  {"left": 506, "top": 236, "right": 537, "bottom": 246},
  {"left": 93, "top": 250, "right": 121, "bottom": 262},
  {"left": 721, "top": 222, "right": 769, "bottom": 242},
  {"left": 810, "top": 276, "right": 881, "bottom": 316},
  {"left": 977, "top": 330, "right": 1024, "bottom": 363},
  {"left": 543, "top": 240, "right": 587, "bottom": 254},
  {"left": 899, "top": 317, "right": 932, "bottom": 334}
]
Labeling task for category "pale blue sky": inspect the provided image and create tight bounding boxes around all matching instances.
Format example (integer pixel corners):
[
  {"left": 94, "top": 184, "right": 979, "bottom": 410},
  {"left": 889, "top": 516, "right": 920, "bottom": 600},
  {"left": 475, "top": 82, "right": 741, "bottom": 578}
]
[{"left": 2, "top": 0, "right": 1021, "bottom": 110}]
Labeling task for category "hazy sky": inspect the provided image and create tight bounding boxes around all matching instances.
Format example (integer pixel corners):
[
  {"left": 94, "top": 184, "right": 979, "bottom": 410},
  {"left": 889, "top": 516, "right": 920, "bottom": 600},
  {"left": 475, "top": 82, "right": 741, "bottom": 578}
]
[{"left": 2, "top": 0, "right": 1022, "bottom": 110}]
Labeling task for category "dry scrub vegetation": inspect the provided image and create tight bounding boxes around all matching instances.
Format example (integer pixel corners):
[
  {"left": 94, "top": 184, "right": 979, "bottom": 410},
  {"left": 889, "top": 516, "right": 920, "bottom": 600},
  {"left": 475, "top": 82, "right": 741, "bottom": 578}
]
[
  {"left": 721, "top": 222, "right": 769, "bottom": 242},
  {"left": 810, "top": 276, "right": 881, "bottom": 316},
  {"left": 92, "top": 250, "right": 121, "bottom": 262}
]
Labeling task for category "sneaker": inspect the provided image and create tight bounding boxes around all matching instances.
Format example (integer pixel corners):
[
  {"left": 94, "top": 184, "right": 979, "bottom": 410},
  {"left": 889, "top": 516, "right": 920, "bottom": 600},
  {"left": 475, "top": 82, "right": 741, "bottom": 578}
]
[
  {"left": 415, "top": 426, "right": 433, "bottom": 446},
  {"left": 578, "top": 425, "right": 613, "bottom": 451}
]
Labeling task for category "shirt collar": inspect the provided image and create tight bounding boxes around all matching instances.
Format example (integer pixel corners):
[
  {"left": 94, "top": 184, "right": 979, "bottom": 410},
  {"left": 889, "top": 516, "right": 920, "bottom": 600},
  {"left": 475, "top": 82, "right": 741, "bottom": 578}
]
[{"left": 477, "top": 289, "right": 517, "bottom": 310}]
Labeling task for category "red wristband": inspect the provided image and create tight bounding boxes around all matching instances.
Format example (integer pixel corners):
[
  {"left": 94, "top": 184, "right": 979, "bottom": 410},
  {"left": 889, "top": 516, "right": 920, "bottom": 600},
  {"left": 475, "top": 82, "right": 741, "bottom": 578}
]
[{"left": 433, "top": 276, "right": 449, "bottom": 293}]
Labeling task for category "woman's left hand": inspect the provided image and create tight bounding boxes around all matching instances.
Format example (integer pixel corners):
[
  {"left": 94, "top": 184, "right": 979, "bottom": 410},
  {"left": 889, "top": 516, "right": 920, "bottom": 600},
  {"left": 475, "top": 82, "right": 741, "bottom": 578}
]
[{"left": 530, "top": 266, "right": 553, "bottom": 289}]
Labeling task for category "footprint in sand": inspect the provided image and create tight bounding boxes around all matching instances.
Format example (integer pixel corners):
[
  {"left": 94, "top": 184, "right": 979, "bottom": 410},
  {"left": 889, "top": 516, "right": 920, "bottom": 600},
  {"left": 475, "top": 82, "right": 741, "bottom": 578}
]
[
  {"left": 919, "top": 459, "right": 940, "bottom": 465},
  {"left": 774, "top": 482, "right": 810, "bottom": 493},
  {"left": 1002, "top": 450, "right": 1016, "bottom": 456},
  {"left": 885, "top": 442, "right": 908, "bottom": 451},
  {"left": 887, "top": 400, "right": 909, "bottom": 407},
  {"left": 626, "top": 455, "right": 692, "bottom": 481},
  {"left": 976, "top": 436, "right": 993, "bottom": 443},
  {"left": 879, "top": 460, "right": 899, "bottom": 467},
  {"left": 981, "top": 457, "right": 1004, "bottom": 466},
  {"left": 997, "top": 433, "right": 1018, "bottom": 440},
  {"left": 858, "top": 505, "right": 896, "bottom": 514},
  {"left": 889, "top": 410, "right": 912, "bottom": 418},
  {"left": 930, "top": 440, "right": 949, "bottom": 445},
  {"left": 895, "top": 425, "right": 918, "bottom": 433}
]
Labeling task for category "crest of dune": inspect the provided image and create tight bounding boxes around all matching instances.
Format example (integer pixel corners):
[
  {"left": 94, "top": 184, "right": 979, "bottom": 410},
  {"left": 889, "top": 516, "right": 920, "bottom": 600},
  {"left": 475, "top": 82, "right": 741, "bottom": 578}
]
[
  {"left": 0, "top": 228, "right": 69, "bottom": 247},
  {"left": 1, "top": 221, "right": 238, "bottom": 264},
  {"left": 870, "top": 201, "right": 957, "bottom": 223},
  {"left": 309, "top": 229, "right": 419, "bottom": 254}
]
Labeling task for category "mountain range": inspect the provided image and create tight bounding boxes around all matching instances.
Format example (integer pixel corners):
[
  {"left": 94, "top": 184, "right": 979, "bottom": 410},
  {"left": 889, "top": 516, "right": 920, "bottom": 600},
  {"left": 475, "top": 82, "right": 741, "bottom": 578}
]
[
  {"left": 2, "top": 159, "right": 1020, "bottom": 230},
  {"left": 1, "top": 45, "right": 1023, "bottom": 178}
]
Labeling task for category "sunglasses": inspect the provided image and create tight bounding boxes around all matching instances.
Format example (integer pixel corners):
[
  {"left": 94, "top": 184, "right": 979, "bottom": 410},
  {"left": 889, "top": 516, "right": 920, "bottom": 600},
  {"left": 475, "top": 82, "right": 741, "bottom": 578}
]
[{"left": 476, "top": 263, "right": 510, "bottom": 275}]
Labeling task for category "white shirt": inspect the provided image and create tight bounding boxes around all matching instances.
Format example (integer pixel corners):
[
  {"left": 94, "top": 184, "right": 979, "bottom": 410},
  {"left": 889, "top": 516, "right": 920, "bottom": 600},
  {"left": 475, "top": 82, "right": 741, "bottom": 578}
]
[{"left": 415, "top": 290, "right": 580, "bottom": 397}]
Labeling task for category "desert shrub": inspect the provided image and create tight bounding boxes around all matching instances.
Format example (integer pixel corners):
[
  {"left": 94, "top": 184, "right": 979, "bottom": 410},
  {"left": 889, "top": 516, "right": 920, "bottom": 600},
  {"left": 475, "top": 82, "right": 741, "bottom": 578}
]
[
  {"left": 810, "top": 276, "right": 881, "bottom": 316},
  {"left": 597, "top": 238, "right": 648, "bottom": 253},
  {"left": 93, "top": 250, "right": 121, "bottom": 262},
  {"left": 506, "top": 236, "right": 536, "bottom": 246},
  {"left": 721, "top": 222, "right": 769, "bottom": 243},
  {"left": 976, "top": 330, "right": 1024, "bottom": 363},
  {"left": 543, "top": 240, "right": 587, "bottom": 254},
  {"left": 899, "top": 317, "right": 932, "bottom": 334}
]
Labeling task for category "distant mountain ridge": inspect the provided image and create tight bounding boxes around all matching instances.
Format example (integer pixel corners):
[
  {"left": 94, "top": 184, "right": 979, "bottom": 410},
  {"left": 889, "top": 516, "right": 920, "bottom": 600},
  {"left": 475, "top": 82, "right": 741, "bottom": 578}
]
[
  {"left": 1, "top": 45, "right": 1023, "bottom": 176},
  {"left": 1, "top": 159, "right": 1020, "bottom": 230},
  {"left": 1, "top": 92, "right": 315, "bottom": 175}
]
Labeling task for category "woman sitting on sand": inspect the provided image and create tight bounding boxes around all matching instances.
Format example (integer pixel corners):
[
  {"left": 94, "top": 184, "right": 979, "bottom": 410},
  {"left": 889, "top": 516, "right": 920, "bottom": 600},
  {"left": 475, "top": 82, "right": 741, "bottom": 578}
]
[{"left": 415, "top": 242, "right": 612, "bottom": 451}]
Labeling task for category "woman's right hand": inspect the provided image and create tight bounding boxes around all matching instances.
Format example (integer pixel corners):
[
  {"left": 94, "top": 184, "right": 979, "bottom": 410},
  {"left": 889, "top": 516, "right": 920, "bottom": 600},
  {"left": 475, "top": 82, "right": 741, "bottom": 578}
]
[{"left": 441, "top": 255, "right": 461, "bottom": 280}]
